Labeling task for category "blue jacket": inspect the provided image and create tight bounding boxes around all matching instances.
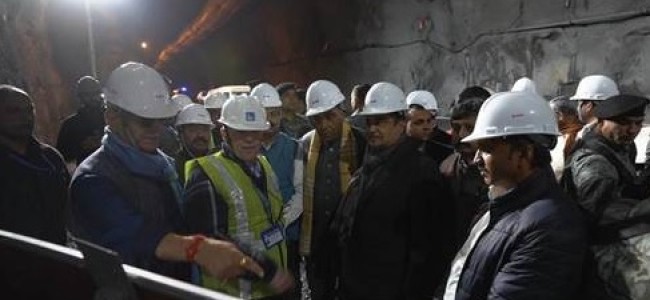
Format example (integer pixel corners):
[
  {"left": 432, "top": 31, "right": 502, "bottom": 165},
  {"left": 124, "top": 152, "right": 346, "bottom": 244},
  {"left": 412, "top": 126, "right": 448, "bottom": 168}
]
[
  {"left": 262, "top": 132, "right": 302, "bottom": 240},
  {"left": 70, "top": 132, "right": 189, "bottom": 280},
  {"left": 454, "top": 168, "right": 586, "bottom": 300}
]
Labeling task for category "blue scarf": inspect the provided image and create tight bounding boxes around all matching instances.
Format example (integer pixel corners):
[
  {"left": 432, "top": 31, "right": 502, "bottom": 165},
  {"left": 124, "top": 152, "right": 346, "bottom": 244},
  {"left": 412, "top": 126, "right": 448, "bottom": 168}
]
[{"left": 102, "top": 129, "right": 184, "bottom": 210}]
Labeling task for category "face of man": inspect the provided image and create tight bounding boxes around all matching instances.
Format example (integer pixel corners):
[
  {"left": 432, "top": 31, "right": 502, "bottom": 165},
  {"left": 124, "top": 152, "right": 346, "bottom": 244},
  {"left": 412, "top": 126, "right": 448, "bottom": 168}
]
[
  {"left": 577, "top": 100, "right": 594, "bottom": 124},
  {"left": 281, "top": 89, "right": 305, "bottom": 115},
  {"left": 366, "top": 114, "right": 406, "bottom": 149},
  {"left": 598, "top": 116, "right": 644, "bottom": 145},
  {"left": 223, "top": 127, "right": 263, "bottom": 162},
  {"left": 311, "top": 108, "right": 345, "bottom": 143},
  {"left": 474, "top": 138, "right": 528, "bottom": 189},
  {"left": 406, "top": 107, "right": 434, "bottom": 141},
  {"left": 0, "top": 92, "right": 34, "bottom": 141},
  {"left": 265, "top": 107, "right": 283, "bottom": 136},
  {"left": 79, "top": 91, "right": 103, "bottom": 110},
  {"left": 450, "top": 115, "right": 478, "bottom": 159},
  {"left": 207, "top": 108, "right": 222, "bottom": 125},
  {"left": 179, "top": 124, "right": 212, "bottom": 156},
  {"left": 111, "top": 109, "right": 170, "bottom": 154}
]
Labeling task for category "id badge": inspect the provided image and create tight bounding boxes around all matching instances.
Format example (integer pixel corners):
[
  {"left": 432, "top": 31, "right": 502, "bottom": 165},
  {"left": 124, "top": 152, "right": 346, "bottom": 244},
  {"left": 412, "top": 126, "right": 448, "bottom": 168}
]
[{"left": 261, "top": 224, "right": 284, "bottom": 249}]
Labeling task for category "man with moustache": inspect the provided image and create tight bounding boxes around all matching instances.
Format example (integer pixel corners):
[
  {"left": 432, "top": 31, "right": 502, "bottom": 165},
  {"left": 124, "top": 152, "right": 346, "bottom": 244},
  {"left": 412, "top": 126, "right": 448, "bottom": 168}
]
[
  {"left": 173, "top": 103, "right": 216, "bottom": 183},
  {"left": 300, "top": 79, "right": 366, "bottom": 300},
  {"left": 333, "top": 82, "right": 452, "bottom": 300},
  {"left": 443, "top": 91, "right": 586, "bottom": 300},
  {"left": 184, "top": 95, "right": 294, "bottom": 299},
  {"left": 70, "top": 62, "right": 264, "bottom": 283},
  {"left": 0, "top": 85, "right": 68, "bottom": 245},
  {"left": 439, "top": 94, "right": 489, "bottom": 251},
  {"left": 405, "top": 90, "right": 453, "bottom": 164}
]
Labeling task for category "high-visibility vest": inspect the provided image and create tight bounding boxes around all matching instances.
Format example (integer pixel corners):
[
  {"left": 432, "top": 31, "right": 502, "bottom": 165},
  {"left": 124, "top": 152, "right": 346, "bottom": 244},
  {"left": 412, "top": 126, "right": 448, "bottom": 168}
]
[{"left": 192, "top": 152, "right": 287, "bottom": 299}]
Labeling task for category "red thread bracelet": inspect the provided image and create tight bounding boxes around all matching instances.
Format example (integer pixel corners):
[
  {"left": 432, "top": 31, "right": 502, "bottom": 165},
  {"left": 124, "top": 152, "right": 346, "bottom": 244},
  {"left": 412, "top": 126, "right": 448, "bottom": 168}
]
[{"left": 185, "top": 235, "right": 206, "bottom": 262}]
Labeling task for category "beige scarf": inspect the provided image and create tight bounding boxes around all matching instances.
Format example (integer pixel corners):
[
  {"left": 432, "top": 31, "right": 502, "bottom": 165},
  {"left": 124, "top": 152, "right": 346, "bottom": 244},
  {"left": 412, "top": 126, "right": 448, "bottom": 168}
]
[{"left": 299, "top": 120, "right": 357, "bottom": 256}]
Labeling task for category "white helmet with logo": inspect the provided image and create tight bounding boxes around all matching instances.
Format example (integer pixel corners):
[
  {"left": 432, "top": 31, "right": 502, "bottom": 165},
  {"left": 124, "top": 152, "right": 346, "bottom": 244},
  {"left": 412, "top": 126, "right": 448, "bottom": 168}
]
[
  {"left": 172, "top": 94, "right": 194, "bottom": 110},
  {"left": 357, "top": 82, "right": 407, "bottom": 116},
  {"left": 511, "top": 77, "right": 538, "bottom": 95},
  {"left": 463, "top": 91, "right": 559, "bottom": 146},
  {"left": 251, "top": 83, "right": 282, "bottom": 108},
  {"left": 218, "top": 95, "right": 270, "bottom": 131},
  {"left": 175, "top": 103, "right": 214, "bottom": 128},
  {"left": 406, "top": 90, "right": 438, "bottom": 111},
  {"left": 305, "top": 80, "right": 345, "bottom": 117},
  {"left": 103, "top": 62, "right": 177, "bottom": 119},
  {"left": 570, "top": 75, "right": 619, "bottom": 101},
  {"left": 204, "top": 91, "right": 229, "bottom": 109}
]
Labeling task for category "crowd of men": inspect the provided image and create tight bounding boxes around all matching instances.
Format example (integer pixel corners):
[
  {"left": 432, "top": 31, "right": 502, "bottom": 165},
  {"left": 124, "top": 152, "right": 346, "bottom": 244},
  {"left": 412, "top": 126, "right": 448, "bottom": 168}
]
[{"left": 1, "top": 60, "right": 650, "bottom": 300}]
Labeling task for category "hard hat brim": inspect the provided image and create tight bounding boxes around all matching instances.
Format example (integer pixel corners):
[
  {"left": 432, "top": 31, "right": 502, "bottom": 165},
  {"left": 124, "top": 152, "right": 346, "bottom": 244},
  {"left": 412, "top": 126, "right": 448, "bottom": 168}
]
[
  {"left": 356, "top": 107, "right": 406, "bottom": 116},
  {"left": 305, "top": 100, "right": 341, "bottom": 117},
  {"left": 220, "top": 120, "right": 270, "bottom": 132}
]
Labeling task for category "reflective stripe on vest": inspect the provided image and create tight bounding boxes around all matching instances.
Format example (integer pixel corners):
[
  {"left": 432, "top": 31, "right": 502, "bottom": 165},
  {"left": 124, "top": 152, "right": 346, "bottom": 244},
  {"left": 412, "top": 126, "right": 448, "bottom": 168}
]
[{"left": 194, "top": 152, "right": 286, "bottom": 299}]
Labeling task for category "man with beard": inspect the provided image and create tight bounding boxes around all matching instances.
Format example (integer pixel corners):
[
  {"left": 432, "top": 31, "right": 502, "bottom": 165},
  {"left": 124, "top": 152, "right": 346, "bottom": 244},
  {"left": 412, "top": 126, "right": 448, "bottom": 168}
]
[
  {"left": 563, "top": 94, "right": 650, "bottom": 299},
  {"left": 57, "top": 76, "right": 105, "bottom": 172},
  {"left": 0, "top": 85, "right": 68, "bottom": 245},
  {"left": 443, "top": 91, "right": 586, "bottom": 300},
  {"left": 439, "top": 94, "right": 489, "bottom": 251},
  {"left": 252, "top": 82, "right": 304, "bottom": 294},
  {"left": 173, "top": 103, "right": 215, "bottom": 183},
  {"left": 300, "top": 79, "right": 366, "bottom": 300},
  {"left": 570, "top": 75, "right": 620, "bottom": 138},
  {"left": 333, "top": 82, "right": 452, "bottom": 299}
]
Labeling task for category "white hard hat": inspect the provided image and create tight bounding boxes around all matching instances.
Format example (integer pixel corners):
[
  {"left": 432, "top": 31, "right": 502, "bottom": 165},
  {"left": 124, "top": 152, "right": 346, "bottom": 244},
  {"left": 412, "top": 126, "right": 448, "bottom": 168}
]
[
  {"left": 204, "top": 91, "right": 228, "bottom": 109},
  {"left": 570, "top": 75, "right": 619, "bottom": 101},
  {"left": 218, "top": 95, "right": 270, "bottom": 131},
  {"left": 172, "top": 94, "right": 194, "bottom": 110},
  {"left": 103, "top": 62, "right": 177, "bottom": 119},
  {"left": 511, "top": 77, "right": 538, "bottom": 95},
  {"left": 251, "top": 83, "right": 282, "bottom": 108},
  {"left": 305, "top": 80, "right": 345, "bottom": 117},
  {"left": 175, "top": 103, "right": 214, "bottom": 127},
  {"left": 357, "top": 82, "right": 407, "bottom": 116},
  {"left": 406, "top": 90, "right": 438, "bottom": 111},
  {"left": 463, "top": 91, "right": 559, "bottom": 143}
]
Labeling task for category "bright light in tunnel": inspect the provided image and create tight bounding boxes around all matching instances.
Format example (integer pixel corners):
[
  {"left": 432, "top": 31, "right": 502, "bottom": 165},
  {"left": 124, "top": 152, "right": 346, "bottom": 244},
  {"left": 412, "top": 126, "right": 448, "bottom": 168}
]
[
  {"left": 140, "top": 41, "right": 148, "bottom": 49},
  {"left": 180, "top": 86, "right": 188, "bottom": 92}
]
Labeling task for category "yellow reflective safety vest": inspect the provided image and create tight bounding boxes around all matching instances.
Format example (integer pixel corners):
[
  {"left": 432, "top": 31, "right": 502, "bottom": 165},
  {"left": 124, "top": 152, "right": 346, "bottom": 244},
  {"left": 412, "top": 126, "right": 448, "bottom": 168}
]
[{"left": 190, "top": 151, "right": 287, "bottom": 299}]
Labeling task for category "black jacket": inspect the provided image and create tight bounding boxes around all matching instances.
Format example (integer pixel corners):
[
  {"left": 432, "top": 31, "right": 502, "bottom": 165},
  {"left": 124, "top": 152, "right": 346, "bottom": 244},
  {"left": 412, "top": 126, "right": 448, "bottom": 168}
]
[
  {"left": 334, "top": 137, "right": 454, "bottom": 300},
  {"left": 454, "top": 168, "right": 586, "bottom": 300},
  {"left": 0, "top": 138, "right": 68, "bottom": 245}
]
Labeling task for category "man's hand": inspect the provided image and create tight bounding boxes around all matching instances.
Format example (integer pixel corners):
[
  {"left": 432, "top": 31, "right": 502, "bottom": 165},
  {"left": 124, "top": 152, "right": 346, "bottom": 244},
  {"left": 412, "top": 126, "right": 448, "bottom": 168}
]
[
  {"left": 194, "top": 239, "right": 264, "bottom": 280},
  {"left": 269, "top": 269, "right": 295, "bottom": 293}
]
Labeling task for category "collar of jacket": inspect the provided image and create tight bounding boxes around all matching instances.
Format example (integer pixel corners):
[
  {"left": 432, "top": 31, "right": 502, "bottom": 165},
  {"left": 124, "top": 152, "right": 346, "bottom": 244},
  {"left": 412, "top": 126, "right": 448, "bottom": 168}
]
[
  {"left": 488, "top": 167, "right": 556, "bottom": 223},
  {"left": 581, "top": 130, "right": 636, "bottom": 181}
]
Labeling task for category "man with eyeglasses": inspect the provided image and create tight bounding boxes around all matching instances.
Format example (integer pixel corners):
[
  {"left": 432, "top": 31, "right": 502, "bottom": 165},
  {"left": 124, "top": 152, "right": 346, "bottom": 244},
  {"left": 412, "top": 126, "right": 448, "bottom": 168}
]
[{"left": 70, "top": 62, "right": 264, "bottom": 283}]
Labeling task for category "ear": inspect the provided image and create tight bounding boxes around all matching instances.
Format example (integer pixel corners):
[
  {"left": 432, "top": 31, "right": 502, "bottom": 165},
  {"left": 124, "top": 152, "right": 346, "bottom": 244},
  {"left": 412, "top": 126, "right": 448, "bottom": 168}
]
[
  {"left": 104, "top": 106, "right": 120, "bottom": 128},
  {"left": 220, "top": 126, "right": 228, "bottom": 142}
]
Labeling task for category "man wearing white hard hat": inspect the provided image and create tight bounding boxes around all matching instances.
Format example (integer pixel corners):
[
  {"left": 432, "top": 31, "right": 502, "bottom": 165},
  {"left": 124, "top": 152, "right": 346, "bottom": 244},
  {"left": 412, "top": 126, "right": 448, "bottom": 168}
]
[
  {"left": 299, "top": 79, "right": 366, "bottom": 300},
  {"left": 443, "top": 91, "right": 586, "bottom": 300},
  {"left": 252, "top": 82, "right": 304, "bottom": 294},
  {"left": 570, "top": 74, "right": 620, "bottom": 138},
  {"left": 406, "top": 90, "right": 453, "bottom": 163},
  {"left": 184, "top": 95, "right": 294, "bottom": 299},
  {"left": 173, "top": 103, "right": 216, "bottom": 183},
  {"left": 70, "top": 62, "right": 264, "bottom": 283},
  {"left": 203, "top": 91, "right": 229, "bottom": 150},
  {"left": 332, "top": 82, "right": 452, "bottom": 299}
]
